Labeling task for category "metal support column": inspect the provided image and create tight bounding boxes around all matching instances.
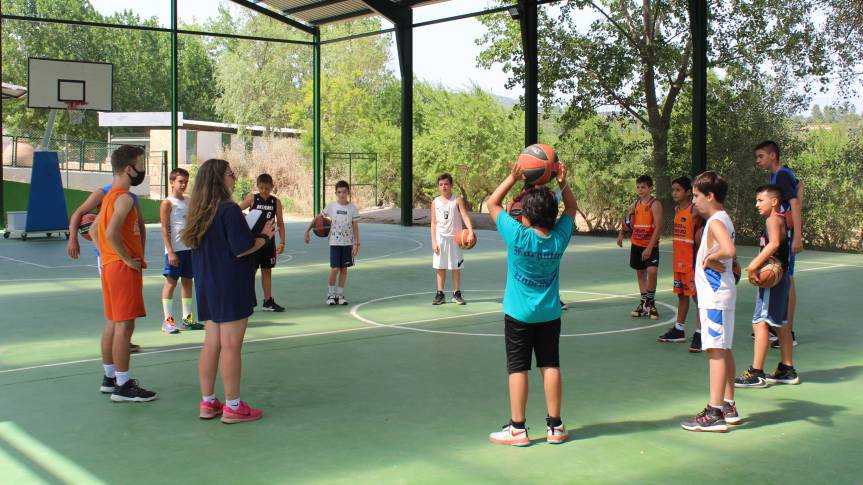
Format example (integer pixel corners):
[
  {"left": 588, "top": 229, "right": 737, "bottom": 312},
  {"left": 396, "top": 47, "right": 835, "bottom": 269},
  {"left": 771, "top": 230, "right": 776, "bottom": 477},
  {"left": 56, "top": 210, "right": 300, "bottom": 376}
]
[
  {"left": 518, "top": 0, "right": 539, "bottom": 147},
  {"left": 313, "top": 28, "right": 322, "bottom": 216},
  {"left": 689, "top": 0, "right": 708, "bottom": 175},
  {"left": 171, "top": 0, "right": 179, "bottom": 171}
]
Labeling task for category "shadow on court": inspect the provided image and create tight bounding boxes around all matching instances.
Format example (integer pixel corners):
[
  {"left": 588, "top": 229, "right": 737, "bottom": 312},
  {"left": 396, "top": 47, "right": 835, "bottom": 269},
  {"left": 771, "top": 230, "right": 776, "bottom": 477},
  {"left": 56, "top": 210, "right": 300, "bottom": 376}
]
[
  {"left": 800, "top": 365, "right": 863, "bottom": 383},
  {"left": 737, "top": 399, "right": 847, "bottom": 429},
  {"left": 570, "top": 416, "right": 690, "bottom": 441},
  {"left": 246, "top": 320, "right": 299, "bottom": 328}
]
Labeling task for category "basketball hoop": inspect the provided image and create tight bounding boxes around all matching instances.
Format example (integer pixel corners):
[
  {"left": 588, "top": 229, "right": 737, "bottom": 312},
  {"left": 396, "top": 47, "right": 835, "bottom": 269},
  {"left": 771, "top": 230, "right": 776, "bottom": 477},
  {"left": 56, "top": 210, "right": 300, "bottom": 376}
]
[{"left": 64, "top": 101, "right": 87, "bottom": 124}]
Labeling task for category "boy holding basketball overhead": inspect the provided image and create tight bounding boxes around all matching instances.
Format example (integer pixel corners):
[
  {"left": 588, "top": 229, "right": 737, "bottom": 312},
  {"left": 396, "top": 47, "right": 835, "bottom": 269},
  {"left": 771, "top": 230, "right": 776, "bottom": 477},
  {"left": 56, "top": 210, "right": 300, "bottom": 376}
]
[
  {"left": 681, "top": 171, "right": 738, "bottom": 432},
  {"left": 239, "top": 174, "right": 286, "bottom": 312},
  {"left": 617, "top": 175, "right": 663, "bottom": 320},
  {"left": 304, "top": 180, "right": 360, "bottom": 305},
  {"left": 735, "top": 185, "right": 799, "bottom": 388},
  {"left": 430, "top": 173, "right": 474, "bottom": 305},
  {"left": 486, "top": 162, "right": 576, "bottom": 446}
]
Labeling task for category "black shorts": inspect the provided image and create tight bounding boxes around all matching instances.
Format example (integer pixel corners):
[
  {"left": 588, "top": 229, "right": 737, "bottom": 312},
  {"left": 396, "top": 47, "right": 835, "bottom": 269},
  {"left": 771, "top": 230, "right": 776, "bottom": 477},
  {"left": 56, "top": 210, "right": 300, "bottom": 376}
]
[
  {"left": 629, "top": 244, "right": 659, "bottom": 270},
  {"left": 505, "top": 314, "right": 561, "bottom": 374},
  {"left": 256, "top": 239, "right": 277, "bottom": 269},
  {"left": 330, "top": 245, "right": 354, "bottom": 269}
]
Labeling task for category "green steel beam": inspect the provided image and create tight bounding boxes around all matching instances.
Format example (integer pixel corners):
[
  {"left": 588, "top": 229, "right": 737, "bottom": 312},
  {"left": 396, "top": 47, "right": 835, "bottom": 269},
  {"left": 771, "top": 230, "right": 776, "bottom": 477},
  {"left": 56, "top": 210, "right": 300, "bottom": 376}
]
[{"left": 171, "top": 0, "right": 179, "bottom": 171}]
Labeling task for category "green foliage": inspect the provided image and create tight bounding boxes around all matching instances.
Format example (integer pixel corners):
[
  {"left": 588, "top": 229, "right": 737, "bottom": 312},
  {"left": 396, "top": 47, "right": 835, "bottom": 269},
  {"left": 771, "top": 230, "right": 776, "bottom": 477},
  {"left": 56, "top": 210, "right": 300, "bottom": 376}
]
[{"left": 232, "top": 176, "right": 254, "bottom": 203}]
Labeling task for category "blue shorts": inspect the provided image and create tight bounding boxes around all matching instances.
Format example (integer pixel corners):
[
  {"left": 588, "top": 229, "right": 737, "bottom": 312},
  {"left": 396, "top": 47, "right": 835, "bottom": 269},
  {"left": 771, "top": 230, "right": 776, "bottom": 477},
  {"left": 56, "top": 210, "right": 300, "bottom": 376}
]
[
  {"left": 788, "top": 253, "right": 796, "bottom": 276},
  {"left": 164, "top": 250, "right": 194, "bottom": 280},
  {"left": 330, "top": 245, "right": 354, "bottom": 269},
  {"left": 752, "top": 275, "right": 790, "bottom": 327}
]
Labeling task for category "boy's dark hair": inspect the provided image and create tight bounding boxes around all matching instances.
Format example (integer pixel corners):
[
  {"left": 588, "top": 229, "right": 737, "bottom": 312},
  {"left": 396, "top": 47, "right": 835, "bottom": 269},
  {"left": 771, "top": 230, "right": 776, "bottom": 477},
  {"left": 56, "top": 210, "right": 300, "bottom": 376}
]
[
  {"left": 636, "top": 175, "right": 653, "bottom": 187},
  {"left": 256, "top": 173, "right": 274, "bottom": 186},
  {"left": 520, "top": 186, "right": 559, "bottom": 231},
  {"left": 437, "top": 173, "right": 453, "bottom": 184},
  {"left": 335, "top": 180, "right": 350, "bottom": 191},
  {"left": 754, "top": 140, "right": 780, "bottom": 159},
  {"left": 671, "top": 176, "right": 692, "bottom": 191},
  {"left": 111, "top": 145, "right": 145, "bottom": 174},
  {"left": 756, "top": 184, "right": 782, "bottom": 200},
  {"left": 693, "top": 170, "right": 728, "bottom": 204},
  {"left": 169, "top": 167, "right": 189, "bottom": 182}
]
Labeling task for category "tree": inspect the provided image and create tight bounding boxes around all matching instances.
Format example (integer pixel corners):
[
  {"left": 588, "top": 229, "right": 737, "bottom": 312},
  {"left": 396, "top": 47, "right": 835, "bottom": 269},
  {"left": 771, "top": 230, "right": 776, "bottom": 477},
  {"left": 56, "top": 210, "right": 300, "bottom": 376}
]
[
  {"left": 478, "top": 0, "right": 828, "bottom": 207},
  {"left": 819, "top": 0, "right": 863, "bottom": 95}
]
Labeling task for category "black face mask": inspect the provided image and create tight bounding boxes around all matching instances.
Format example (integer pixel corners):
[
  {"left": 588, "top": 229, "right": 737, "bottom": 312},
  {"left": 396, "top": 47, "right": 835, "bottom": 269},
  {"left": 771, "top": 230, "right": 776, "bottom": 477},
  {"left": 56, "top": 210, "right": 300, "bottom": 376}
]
[{"left": 128, "top": 166, "right": 146, "bottom": 186}]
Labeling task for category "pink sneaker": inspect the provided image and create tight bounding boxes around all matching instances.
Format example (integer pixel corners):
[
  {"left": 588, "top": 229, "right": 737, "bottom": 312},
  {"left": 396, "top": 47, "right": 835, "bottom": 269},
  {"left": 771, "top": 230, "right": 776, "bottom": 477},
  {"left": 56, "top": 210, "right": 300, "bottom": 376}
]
[
  {"left": 200, "top": 398, "right": 224, "bottom": 420},
  {"left": 220, "top": 401, "right": 263, "bottom": 424}
]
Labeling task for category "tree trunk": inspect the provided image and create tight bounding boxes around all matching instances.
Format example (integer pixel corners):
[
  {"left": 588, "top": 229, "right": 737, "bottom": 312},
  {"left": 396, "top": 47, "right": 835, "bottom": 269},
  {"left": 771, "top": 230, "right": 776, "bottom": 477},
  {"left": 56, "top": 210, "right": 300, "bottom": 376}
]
[{"left": 649, "top": 124, "right": 674, "bottom": 231}]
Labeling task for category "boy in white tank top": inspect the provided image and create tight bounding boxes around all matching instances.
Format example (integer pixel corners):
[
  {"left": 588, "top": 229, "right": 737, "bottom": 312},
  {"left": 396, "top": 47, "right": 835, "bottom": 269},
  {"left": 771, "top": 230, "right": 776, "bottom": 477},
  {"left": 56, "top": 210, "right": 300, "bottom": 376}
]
[
  {"left": 159, "top": 168, "right": 201, "bottom": 333},
  {"left": 681, "top": 171, "right": 741, "bottom": 433},
  {"left": 431, "top": 173, "right": 474, "bottom": 305}
]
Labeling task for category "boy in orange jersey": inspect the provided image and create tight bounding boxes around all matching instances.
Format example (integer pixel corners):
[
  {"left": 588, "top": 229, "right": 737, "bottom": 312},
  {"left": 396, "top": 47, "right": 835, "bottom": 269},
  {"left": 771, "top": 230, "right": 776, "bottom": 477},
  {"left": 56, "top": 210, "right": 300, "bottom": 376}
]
[
  {"left": 617, "top": 175, "right": 663, "bottom": 319},
  {"left": 658, "top": 177, "right": 703, "bottom": 351},
  {"left": 95, "top": 145, "right": 157, "bottom": 402}
]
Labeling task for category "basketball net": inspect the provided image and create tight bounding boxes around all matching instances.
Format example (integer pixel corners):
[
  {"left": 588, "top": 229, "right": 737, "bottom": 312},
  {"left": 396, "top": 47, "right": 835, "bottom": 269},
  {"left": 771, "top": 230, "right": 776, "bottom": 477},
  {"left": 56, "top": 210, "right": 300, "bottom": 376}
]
[{"left": 64, "top": 101, "right": 87, "bottom": 124}]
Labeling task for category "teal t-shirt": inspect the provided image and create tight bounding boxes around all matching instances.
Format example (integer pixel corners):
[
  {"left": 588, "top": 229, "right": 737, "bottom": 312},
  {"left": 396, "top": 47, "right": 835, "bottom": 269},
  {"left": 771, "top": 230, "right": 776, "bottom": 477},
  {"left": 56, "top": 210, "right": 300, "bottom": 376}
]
[{"left": 497, "top": 212, "right": 573, "bottom": 323}]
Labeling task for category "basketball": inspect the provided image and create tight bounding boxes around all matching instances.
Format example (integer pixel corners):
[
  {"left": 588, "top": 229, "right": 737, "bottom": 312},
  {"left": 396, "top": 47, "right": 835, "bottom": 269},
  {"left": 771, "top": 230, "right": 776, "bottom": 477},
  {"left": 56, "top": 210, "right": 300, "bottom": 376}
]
[
  {"left": 732, "top": 258, "right": 742, "bottom": 284},
  {"left": 79, "top": 213, "right": 97, "bottom": 241},
  {"left": 517, "top": 144, "right": 558, "bottom": 186},
  {"left": 313, "top": 215, "right": 332, "bottom": 238},
  {"left": 454, "top": 228, "right": 476, "bottom": 249},
  {"left": 755, "top": 257, "right": 784, "bottom": 288}
]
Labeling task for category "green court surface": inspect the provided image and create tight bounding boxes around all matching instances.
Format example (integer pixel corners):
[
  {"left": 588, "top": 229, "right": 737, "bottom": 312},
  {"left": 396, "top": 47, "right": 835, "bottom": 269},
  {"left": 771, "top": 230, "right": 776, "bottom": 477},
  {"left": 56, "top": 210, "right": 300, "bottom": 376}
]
[{"left": 1, "top": 222, "right": 861, "bottom": 484}]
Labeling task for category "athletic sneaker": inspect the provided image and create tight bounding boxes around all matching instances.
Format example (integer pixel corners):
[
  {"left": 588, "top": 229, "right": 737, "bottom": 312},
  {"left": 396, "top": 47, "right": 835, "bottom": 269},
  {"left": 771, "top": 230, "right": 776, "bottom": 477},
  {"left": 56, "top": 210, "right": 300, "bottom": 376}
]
[
  {"left": 734, "top": 366, "right": 768, "bottom": 388},
  {"left": 770, "top": 332, "right": 797, "bottom": 349},
  {"left": 327, "top": 294, "right": 337, "bottom": 306},
  {"left": 647, "top": 304, "right": 660, "bottom": 320},
  {"left": 162, "top": 317, "right": 180, "bottom": 335},
  {"left": 630, "top": 301, "right": 646, "bottom": 317},
  {"left": 111, "top": 379, "right": 158, "bottom": 402},
  {"left": 560, "top": 299, "right": 568, "bottom": 311},
  {"left": 688, "top": 332, "right": 703, "bottom": 353},
  {"left": 338, "top": 295, "right": 349, "bottom": 305},
  {"left": 220, "top": 401, "right": 263, "bottom": 424},
  {"left": 752, "top": 329, "right": 779, "bottom": 342},
  {"left": 489, "top": 421, "right": 530, "bottom": 447},
  {"left": 546, "top": 420, "right": 568, "bottom": 444},
  {"left": 765, "top": 363, "right": 800, "bottom": 385},
  {"left": 722, "top": 401, "right": 742, "bottom": 425},
  {"left": 432, "top": 291, "right": 445, "bottom": 305},
  {"left": 452, "top": 291, "right": 466, "bottom": 305},
  {"left": 657, "top": 327, "right": 686, "bottom": 343},
  {"left": 262, "top": 298, "right": 285, "bottom": 312},
  {"left": 100, "top": 375, "right": 116, "bottom": 393},
  {"left": 681, "top": 406, "right": 727, "bottom": 432},
  {"left": 129, "top": 343, "right": 141, "bottom": 353},
  {"left": 200, "top": 398, "right": 224, "bottom": 420},
  {"left": 183, "top": 315, "right": 204, "bottom": 330}
]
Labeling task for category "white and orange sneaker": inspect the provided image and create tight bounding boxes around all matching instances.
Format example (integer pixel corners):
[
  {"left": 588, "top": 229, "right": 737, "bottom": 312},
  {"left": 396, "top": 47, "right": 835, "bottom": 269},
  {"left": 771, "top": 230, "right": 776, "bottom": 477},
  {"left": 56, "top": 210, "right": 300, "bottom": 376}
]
[
  {"left": 489, "top": 421, "right": 530, "bottom": 447},
  {"left": 220, "top": 401, "right": 263, "bottom": 424},
  {"left": 200, "top": 398, "right": 224, "bottom": 420},
  {"left": 546, "top": 423, "right": 568, "bottom": 444},
  {"left": 162, "top": 317, "right": 180, "bottom": 334}
]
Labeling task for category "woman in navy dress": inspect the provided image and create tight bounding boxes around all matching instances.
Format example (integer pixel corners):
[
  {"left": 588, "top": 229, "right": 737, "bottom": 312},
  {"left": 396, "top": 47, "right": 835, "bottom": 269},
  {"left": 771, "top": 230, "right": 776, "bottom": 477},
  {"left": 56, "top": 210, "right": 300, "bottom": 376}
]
[{"left": 181, "top": 158, "right": 274, "bottom": 424}]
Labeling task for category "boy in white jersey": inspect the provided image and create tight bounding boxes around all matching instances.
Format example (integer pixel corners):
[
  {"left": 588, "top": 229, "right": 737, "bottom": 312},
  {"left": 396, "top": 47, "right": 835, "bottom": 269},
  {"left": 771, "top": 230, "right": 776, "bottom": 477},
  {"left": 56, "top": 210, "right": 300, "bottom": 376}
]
[
  {"left": 430, "top": 173, "right": 474, "bottom": 305},
  {"left": 304, "top": 180, "right": 360, "bottom": 305},
  {"left": 681, "top": 171, "right": 741, "bottom": 433},
  {"left": 160, "top": 168, "right": 202, "bottom": 333}
]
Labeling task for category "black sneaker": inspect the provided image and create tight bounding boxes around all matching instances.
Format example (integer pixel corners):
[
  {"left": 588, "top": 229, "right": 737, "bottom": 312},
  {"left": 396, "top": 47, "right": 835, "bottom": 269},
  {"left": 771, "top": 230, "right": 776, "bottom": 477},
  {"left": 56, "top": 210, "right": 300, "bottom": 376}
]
[
  {"left": 111, "top": 379, "right": 157, "bottom": 402},
  {"left": 631, "top": 301, "right": 646, "bottom": 317},
  {"left": 765, "top": 363, "right": 800, "bottom": 385},
  {"left": 658, "top": 327, "right": 686, "bottom": 343},
  {"left": 770, "top": 331, "right": 797, "bottom": 349},
  {"left": 647, "top": 304, "right": 659, "bottom": 320},
  {"left": 452, "top": 291, "right": 466, "bottom": 305},
  {"left": 560, "top": 299, "right": 568, "bottom": 311},
  {"left": 129, "top": 343, "right": 141, "bottom": 353},
  {"left": 751, "top": 328, "right": 779, "bottom": 342},
  {"left": 722, "top": 401, "right": 742, "bottom": 425},
  {"left": 432, "top": 291, "right": 445, "bottom": 305},
  {"left": 681, "top": 406, "right": 727, "bottom": 432},
  {"left": 262, "top": 298, "right": 285, "bottom": 312},
  {"left": 734, "top": 366, "right": 768, "bottom": 388},
  {"left": 688, "top": 332, "right": 703, "bottom": 353},
  {"left": 100, "top": 375, "right": 116, "bottom": 393}
]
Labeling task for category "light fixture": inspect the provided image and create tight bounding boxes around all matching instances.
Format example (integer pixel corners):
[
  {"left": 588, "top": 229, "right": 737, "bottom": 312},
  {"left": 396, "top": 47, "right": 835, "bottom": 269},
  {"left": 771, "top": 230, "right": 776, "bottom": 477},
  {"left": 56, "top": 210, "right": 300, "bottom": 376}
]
[{"left": 508, "top": 6, "right": 520, "bottom": 20}]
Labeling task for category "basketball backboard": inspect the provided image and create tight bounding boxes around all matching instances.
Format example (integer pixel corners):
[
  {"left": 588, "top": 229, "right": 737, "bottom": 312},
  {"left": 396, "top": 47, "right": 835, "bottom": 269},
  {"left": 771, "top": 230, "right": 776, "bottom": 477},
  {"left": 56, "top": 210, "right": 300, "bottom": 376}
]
[{"left": 27, "top": 58, "right": 113, "bottom": 111}]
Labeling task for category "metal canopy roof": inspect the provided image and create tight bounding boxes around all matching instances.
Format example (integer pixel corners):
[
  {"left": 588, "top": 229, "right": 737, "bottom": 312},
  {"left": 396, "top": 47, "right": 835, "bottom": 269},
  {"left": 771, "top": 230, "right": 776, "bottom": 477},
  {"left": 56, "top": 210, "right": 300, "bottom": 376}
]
[{"left": 258, "top": 0, "right": 446, "bottom": 26}]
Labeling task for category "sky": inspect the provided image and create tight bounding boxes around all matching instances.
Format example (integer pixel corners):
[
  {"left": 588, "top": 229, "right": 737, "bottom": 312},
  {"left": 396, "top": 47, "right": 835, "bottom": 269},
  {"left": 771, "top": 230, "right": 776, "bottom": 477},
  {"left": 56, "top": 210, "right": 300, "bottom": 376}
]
[{"left": 89, "top": 0, "right": 860, "bottom": 112}]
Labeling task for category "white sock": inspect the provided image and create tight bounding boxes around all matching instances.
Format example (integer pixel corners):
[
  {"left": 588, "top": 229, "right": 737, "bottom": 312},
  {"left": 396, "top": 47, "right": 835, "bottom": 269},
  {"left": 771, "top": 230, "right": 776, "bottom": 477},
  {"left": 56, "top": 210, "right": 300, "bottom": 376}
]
[
  {"left": 162, "top": 299, "right": 173, "bottom": 319},
  {"left": 103, "top": 364, "right": 115, "bottom": 378},
  {"left": 674, "top": 322, "right": 685, "bottom": 331},
  {"left": 115, "top": 371, "right": 130, "bottom": 386},
  {"left": 226, "top": 398, "right": 241, "bottom": 410},
  {"left": 724, "top": 399, "right": 735, "bottom": 405},
  {"left": 336, "top": 286, "right": 344, "bottom": 296},
  {"left": 328, "top": 285, "right": 335, "bottom": 295},
  {"left": 202, "top": 394, "right": 216, "bottom": 403},
  {"left": 182, "top": 298, "right": 193, "bottom": 319}
]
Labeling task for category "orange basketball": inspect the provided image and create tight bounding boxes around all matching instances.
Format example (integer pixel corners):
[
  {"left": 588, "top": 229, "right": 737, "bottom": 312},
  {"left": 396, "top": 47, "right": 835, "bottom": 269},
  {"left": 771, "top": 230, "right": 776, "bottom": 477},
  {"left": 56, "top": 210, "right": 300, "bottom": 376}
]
[
  {"left": 517, "top": 144, "right": 558, "bottom": 186},
  {"left": 454, "top": 228, "right": 476, "bottom": 249},
  {"left": 755, "top": 257, "right": 783, "bottom": 288},
  {"left": 79, "top": 213, "right": 98, "bottom": 241},
  {"left": 313, "top": 215, "right": 332, "bottom": 238}
]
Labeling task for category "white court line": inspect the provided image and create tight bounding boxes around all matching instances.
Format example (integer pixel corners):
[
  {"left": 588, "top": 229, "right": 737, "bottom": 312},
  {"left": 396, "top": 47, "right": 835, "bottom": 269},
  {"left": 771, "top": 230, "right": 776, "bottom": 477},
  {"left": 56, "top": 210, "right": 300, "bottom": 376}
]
[{"left": 0, "top": 255, "right": 52, "bottom": 269}]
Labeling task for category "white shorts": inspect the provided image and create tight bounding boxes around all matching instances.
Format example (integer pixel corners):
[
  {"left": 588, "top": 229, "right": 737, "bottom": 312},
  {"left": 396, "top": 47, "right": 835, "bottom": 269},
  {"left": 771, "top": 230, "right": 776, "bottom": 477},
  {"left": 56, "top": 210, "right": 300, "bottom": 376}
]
[
  {"left": 699, "top": 308, "right": 734, "bottom": 350},
  {"left": 432, "top": 235, "right": 464, "bottom": 270}
]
